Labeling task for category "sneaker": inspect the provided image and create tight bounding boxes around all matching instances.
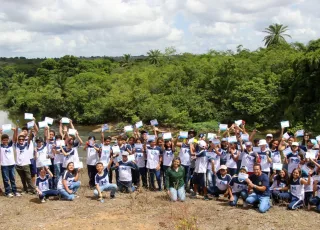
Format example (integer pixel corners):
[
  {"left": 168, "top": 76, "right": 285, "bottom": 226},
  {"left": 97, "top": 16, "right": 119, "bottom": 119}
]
[
  {"left": 41, "top": 198, "right": 46, "bottom": 203},
  {"left": 203, "top": 196, "right": 211, "bottom": 201},
  {"left": 14, "top": 192, "right": 22, "bottom": 197},
  {"left": 74, "top": 195, "right": 80, "bottom": 198},
  {"left": 6, "top": 193, "right": 14, "bottom": 198},
  {"left": 243, "top": 201, "right": 248, "bottom": 208},
  {"left": 190, "top": 193, "right": 197, "bottom": 199}
]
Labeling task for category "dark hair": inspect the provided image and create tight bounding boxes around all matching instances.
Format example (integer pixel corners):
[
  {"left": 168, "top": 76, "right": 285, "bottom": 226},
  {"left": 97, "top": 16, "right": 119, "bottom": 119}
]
[
  {"left": 66, "top": 162, "right": 76, "bottom": 174},
  {"left": 55, "top": 134, "right": 62, "bottom": 140},
  {"left": 253, "top": 163, "right": 261, "bottom": 170},
  {"left": 38, "top": 166, "right": 46, "bottom": 172},
  {"left": 117, "top": 136, "right": 123, "bottom": 141},
  {"left": 128, "top": 136, "right": 135, "bottom": 142},
  {"left": 95, "top": 162, "right": 103, "bottom": 167},
  {"left": 302, "top": 132, "right": 311, "bottom": 146},
  {"left": 88, "top": 136, "right": 96, "bottom": 141},
  {"left": 22, "top": 126, "right": 28, "bottom": 131},
  {"left": 164, "top": 139, "right": 173, "bottom": 150},
  {"left": 18, "top": 135, "right": 25, "bottom": 140},
  {"left": 289, "top": 168, "right": 301, "bottom": 184},
  {"left": 1, "top": 134, "right": 9, "bottom": 140},
  {"left": 170, "top": 157, "right": 181, "bottom": 169},
  {"left": 275, "top": 169, "right": 289, "bottom": 187},
  {"left": 49, "top": 130, "right": 56, "bottom": 135},
  {"left": 306, "top": 162, "right": 315, "bottom": 169},
  {"left": 104, "top": 136, "right": 112, "bottom": 141},
  {"left": 156, "top": 137, "right": 163, "bottom": 145},
  {"left": 269, "top": 139, "right": 279, "bottom": 150}
]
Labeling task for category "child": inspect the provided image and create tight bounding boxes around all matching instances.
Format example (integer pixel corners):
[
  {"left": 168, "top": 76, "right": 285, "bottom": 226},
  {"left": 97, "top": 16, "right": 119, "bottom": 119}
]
[
  {"left": 161, "top": 140, "right": 175, "bottom": 189},
  {"left": 34, "top": 137, "right": 49, "bottom": 173},
  {"left": 145, "top": 139, "right": 163, "bottom": 191},
  {"left": 241, "top": 142, "right": 258, "bottom": 176},
  {"left": 51, "top": 135, "right": 64, "bottom": 189},
  {"left": 94, "top": 159, "right": 117, "bottom": 200},
  {"left": 84, "top": 136, "right": 99, "bottom": 189},
  {"left": 35, "top": 167, "right": 58, "bottom": 203},
  {"left": 0, "top": 128, "right": 21, "bottom": 197},
  {"left": 270, "top": 169, "right": 290, "bottom": 203},
  {"left": 57, "top": 162, "right": 81, "bottom": 200},
  {"left": 287, "top": 168, "right": 312, "bottom": 210},
  {"left": 14, "top": 130, "right": 36, "bottom": 194},
  {"left": 100, "top": 133, "right": 113, "bottom": 183},
  {"left": 226, "top": 142, "right": 239, "bottom": 176},
  {"left": 257, "top": 139, "right": 272, "bottom": 175},
  {"left": 228, "top": 166, "right": 249, "bottom": 206},
  {"left": 134, "top": 139, "right": 147, "bottom": 188},
  {"left": 309, "top": 166, "right": 320, "bottom": 212},
  {"left": 191, "top": 140, "right": 214, "bottom": 200},
  {"left": 206, "top": 141, "right": 221, "bottom": 196},
  {"left": 213, "top": 165, "right": 232, "bottom": 198},
  {"left": 285, "top": 142, "right": 301, "bottom": 175}
]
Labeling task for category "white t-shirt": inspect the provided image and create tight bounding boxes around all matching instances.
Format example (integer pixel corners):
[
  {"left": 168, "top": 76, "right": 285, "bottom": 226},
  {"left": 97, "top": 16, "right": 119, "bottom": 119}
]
[
  {"left": 146, "top": 146, "right": 162, "bottom": 169},
  {"left": 163, "top": 148, "right": 174, "bottom": 166},
  {"left": 0, "top": 141, "right": 15, "bottom": 166},
  {"left": 15, "top": 142, "right": 31, "bottom": 166},
  {"left": 86, "top": 145, "right": 99, "bottom": 166},
  {"left": 100, "top": 144, "right": 111, "bottom": 167},
  {"left": 179, "top": 144, "right": 191, "bottom": 166}
]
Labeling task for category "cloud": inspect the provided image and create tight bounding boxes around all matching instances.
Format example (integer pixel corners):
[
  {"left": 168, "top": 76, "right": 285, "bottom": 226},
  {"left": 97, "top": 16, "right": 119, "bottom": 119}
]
[{"left": 0, "top": 0, "right": 319, "bottom": 57}]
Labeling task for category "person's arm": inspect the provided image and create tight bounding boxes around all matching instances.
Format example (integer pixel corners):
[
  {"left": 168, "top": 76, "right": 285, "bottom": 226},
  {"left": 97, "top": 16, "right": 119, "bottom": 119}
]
[
  {"left": 59, "top": 120, "right": 64, "bottom": 139},
  {"left": 156, "top": 154, "right": 162, "bottom": 171},
  {"left": 267, "top": 151, "right": 273, "bottom": 163},
  {"left": 101, "top": 127, "right": 104, "bottom": 144},
  {"left": 231, "top": 150, "right": 239, "bottom": 161},
  {"left": 278, "top": 138, "right": 287, "bottom": 151},
  {"left": 313, "top": 180, "right": 318, "bottom": 197},
  {"left": 95, "top": 182, "right": 102, "bottom": 198},
  {"left": 75, "top": 131, "right": 83, "bottom": 145},
  {"left": 300, "top": 172, "right": 312, "bottom": 185},
  {"left": 12, "top": 127, "right": 17, "bottom": 143},
  {"left": 27, "top": 129, "right": 33, "bottom": 146},
  {"left": 107, "top": 156, "right": 114, "bottom": 171},
  {"left": 249, "top": 129, "right": 257, "bottom": 142},
  {"left": 45, "top": 166, "right": 53, "bottom": 178},
  {"left": 228, "top": 185, "right": 234, "bottom": 201},
  {"left": 62, "top": 179, "right": 73, "bottom": 194},
  {"left": 211, "top": 160, "right": 215, "bottom": 173},
  {"left": 74, "top": 169, "right": 80, "bottom": 182},
  {"left": 190, "top": 143, "right": 195, "bottom": 156},
  {"left": 33, "top": 117, "right": 39, "bottom": 136},
  {"left": 246, "top": 176, "right": 267, "bottom": 192},
  {"left": 69, "top": 119, "right": 75, "bottom": 129},
  {"left": 310, "top": 159, "right": 320, "bottom": 168},
  {"left": 59, "top": 146, "right": 69, "bottom": 156}
]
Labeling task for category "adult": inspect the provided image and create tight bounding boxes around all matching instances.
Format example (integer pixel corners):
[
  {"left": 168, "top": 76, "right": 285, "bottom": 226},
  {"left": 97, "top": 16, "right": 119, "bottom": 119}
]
[
  {"left": 165, "top": 157, "right": 185, "bottom": 202},
  {"left": 245, "top": 163, "right": 271, "bottom": 213}
]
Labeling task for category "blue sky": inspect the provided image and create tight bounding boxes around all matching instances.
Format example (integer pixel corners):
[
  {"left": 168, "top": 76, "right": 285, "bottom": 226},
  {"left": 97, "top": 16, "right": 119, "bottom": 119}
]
[{"left": 0, "top": 0, "right": 319, "bottom": 57}]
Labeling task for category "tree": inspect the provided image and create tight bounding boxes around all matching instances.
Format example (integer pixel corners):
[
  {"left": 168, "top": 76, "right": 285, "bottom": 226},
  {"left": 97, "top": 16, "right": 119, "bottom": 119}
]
[
  {"left": 147, "top": 49, "right": 162, "bottom": 65},
  {"left": 263, "top": 24, "right": 291, "bottom": 47},
  {"left": 121, "top": 54, "right": 131, "bottom": 67}
]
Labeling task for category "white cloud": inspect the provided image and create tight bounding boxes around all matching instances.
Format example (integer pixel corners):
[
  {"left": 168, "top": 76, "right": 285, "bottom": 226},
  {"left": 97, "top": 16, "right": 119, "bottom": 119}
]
[{"left": 0, "top": 0, "right": 319, "bottom": 57}]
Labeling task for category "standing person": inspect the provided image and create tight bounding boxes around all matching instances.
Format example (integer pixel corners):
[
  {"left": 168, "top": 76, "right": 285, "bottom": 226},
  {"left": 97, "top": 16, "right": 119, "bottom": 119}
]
[
  {"left": 57, "top": 162, "right": 81, "bottom": 201},
  {"left": 285, "top": 142, "right": 301, "bottom": 175},
  {"left": 34, "top": 137, "right": 49, "bottom": 173},
  {"left": 51, "top": 135, "right": 64, "bottom": 189},
  {"left": 100, "top": 132, "right": 113, "bottom": 183},
  {"left": 1, "top": 128, "right": 21, "bottom": 197},
  {"left": 206, "top": 141, "right": 220, "bottom": 196},
  {"left": 287, "top": 168, "right": 312, "bottom": 210},
  {"left": 309, "top": 167, "right": 320, "bottom": 212},
  {"left": 245, "top": 163, "right": 271, "bottom": 213},
  {"left": 241, "top": 142, "right": 259, "bottom": 176},
  {"left": 84, "top": 136, "right": 99, "bottom": 189},
  {"left": 220, "top": 138, "right": 229, "bottom": 166},
  {"left": 93, "top": 160, "right": 117, "bottom": 200},
  {"left": 145, "top": 139, "right": 163, "bottom": 191},
  {"left": 45, "top": 128, "right": 56, "bottom": 188},
  {"left": 14, "top": 130, "right": 36, "bottom": 194},
  {"left": 226, "top": 142, "right": 240, "bottom": 176},
  {"left": 162, "top": 139, "right": 175, "bottom": 190},
  {"left": 257, "top": 140, "right": 272, "bottom": 175},
  {"left": 269, "top": 140, "right": 281, "bottom": 171},
  {"left": 228, "top": 166, "right": 249, "bottom": 207},
  {"left": 191, "top": 140, "right": 214, "bottom": 200},
  {"left": 134, "top": 139, "right": 147, "bottom": 188},
  {"left": 166, "top": 157, "right": 185, "bottom": 202},
  {"left": 35, "top": 166, "right": 58, "bottom": 203}
]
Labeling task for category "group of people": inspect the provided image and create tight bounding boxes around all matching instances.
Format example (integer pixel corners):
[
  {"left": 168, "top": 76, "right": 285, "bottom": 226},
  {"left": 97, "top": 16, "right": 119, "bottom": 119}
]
[{"left": 0, "top": 117, "right": 320, "bottom": 214}]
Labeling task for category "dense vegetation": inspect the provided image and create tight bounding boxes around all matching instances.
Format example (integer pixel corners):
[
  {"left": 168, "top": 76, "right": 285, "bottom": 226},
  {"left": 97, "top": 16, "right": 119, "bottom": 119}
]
[{"left": 0, "top": 33, "right": 320, "bottom": 131}]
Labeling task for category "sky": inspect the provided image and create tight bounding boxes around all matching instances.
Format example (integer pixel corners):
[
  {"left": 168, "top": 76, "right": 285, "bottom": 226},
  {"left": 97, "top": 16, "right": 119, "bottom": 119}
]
[{"left": 0, "top": 0, "right": 319, "bottom": 57}]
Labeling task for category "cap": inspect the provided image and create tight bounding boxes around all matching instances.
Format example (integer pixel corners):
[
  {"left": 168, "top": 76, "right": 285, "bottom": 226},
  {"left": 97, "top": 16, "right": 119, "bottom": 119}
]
[
  {"left": 198, "top": 140, "right": 207, "bottom": 148},
  {"left": 266, "top": 134, "right": 273, "bottom": 138},
  {"left": 219, "top": 165, "right": 227, "bottom": 170},
  {"left": 240, "top": 166, "right": 248, "bottom": 172},
  {"left": 221, "top": 138, "right": 228, "bottom": 142},
  {"left": 198, "top": 133, "right": 205, "bottom": 138},
  {"left": 258, "top": 139, "right": 267, "bottom": 146},
  {"left": 292, "top": 142, "right": 299, "bottom": 146},
  {"left": 122, "top": 151, "right": 129, "bottom": 156},
  {"left": 245, "top": 142, "right": 252, "bottom": 146}
]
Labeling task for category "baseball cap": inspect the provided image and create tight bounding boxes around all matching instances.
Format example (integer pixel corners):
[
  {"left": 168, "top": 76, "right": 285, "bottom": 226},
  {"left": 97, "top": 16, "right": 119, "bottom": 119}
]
[
  {"left": 292, "top": 142, "right": 299, "bottom": 146},
  {"left": 122, "top": 151, "right": 129, "bottom": 156},
  {"left": 266, "top": 134, "right": 273, "bottom": 138},
  {"left": 221, "top": 138, "right": 228, "bottom": 142},
  {"left": 245, "top": 142, "right": 252, "bottom": 146},
  {"left": 198, "top": 140, "right": 207, "bottom": 148},
  {"left": 258, "top": 139, "right": 267, "bottom": 146},
  {"left": 219, "top": 165, "right": 227, "bottom": 170}
]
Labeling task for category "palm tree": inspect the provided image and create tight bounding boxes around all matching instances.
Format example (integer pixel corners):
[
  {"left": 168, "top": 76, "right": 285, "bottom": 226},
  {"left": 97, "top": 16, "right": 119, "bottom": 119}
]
[
  {"left": 147, "top": 49, "right": 162, "bottom": 65},
  {"left": 263, "top": 24, "right": 291, "bottom": 47},
  {"left": 121, "top": 54, "right": 131, "bottom": 67}
]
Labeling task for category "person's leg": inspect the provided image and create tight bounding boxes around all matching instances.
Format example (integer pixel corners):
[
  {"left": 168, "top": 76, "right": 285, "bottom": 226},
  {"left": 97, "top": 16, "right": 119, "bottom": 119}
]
[
  {"left": 103, "top": 183, "right": 118, "bottom": 197},
  {"left": 89, "top": 165, "right": 97, "bottom": 188},
  {"left": 271, "top": 190, "right": 280, "bottom": 203},
  {"left": 240, "top": 190, "right": 248, "bottom": 202},
  {"left": 177, "top": 186, "right": 186, "bottom": 201},
  {"left": 304, "top": 192, "right": 313, "bottom": 207},
  {"left": 139, "top": 167, "right": 147, "bottom": 188},
  {"left": 148, "top": 169, "right": 155, "bottom": 190},
  {"left": 1, "top": 166, "right": 10, "bottom": 195},
  {"left": 16, "top": 166, "right": 28, "bottom": 192},
  {"left": 258, "top": 195, "right": 271, "bottom": 213},
  {"left": 8, "top": 165, "right": 17, "bottom": 194},
  {"left": 206, "top": 170, "right": 214, "bottom": 194},
  {"left": 169, "top": 187, "right": 178, "bottom": 201},
  {"left": 155, "top": 169, "right": 161, "bottom": 191},
  {"left": 183, "top": 165, "right": 190, "bottom": 189},
  {"left": 23, "top": 165, "right": 35, "bottom": 193},
  {"left": 58, "top": 189, "right": 75, "bottom": 200},
  {"left": 162, "top": 166, "right": 169, "bottom": 189},
  {"left": 309, "top": 196, "right": 319, "bottom": 206},
  {"left": 30, "top": 159, "right": 37, "bottom": 185},
  {"left": 43, "top": 189, "right": 59, "bottom": 198},
  {"left": 189, "top": 167, "right": 194, "bottom": 191},
  {"left": 246, "top": 193, "right": 258, "bottom": 205},
  {"left": 288, "top": 197, "right": 303, "bottom": 210},
  {"left": 54, "top": 164, "right": 61, "bottom": 189},
  {"left": 70, "top": 181, "right": 81, "bottom": 193},
  {"left": 278, "top": 192, "right": 291, "bottom": 200},
  {"left": 229, "top": 193, "right": 239, "bottom": 206},
  {"left": 108, "top": 165, "right": 113, "bottom": 183}
]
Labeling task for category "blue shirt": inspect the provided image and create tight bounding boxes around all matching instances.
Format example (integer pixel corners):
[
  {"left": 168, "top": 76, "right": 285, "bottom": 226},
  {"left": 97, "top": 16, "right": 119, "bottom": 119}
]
[{"left": 249, "top": 173, "right": 270, "bottom": 196}]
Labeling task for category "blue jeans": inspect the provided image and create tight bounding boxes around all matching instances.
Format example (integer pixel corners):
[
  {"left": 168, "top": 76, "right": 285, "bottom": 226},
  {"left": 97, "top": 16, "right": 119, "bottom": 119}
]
[
  {"left": 309, "top": 197, "right": 320, "bottom": 212},
  {"left": 39, "top": 189, "right": 59, "bottom": 200},
  {"left": 162, "top": 166, "right": 170, "bottom": 189},
  {"left": 181, "top": 165, "right": 190, "bottom": 189},
  {"left": 246, "top": 193, "right": 271, "bottom": 213},
  {"left": 169, "top": 186, "right": 186, "bottom": 201},
  {"left": 54, "top": 163, "right": 63, "bottom": 189},
  {"left": 138, "top": 167, "right": 147, "bottom": 187},
  {"left": 94, "top": 183, "right": 117, "bottom": 197},
  {"left": 58, "top": 181, "right": 81, "bottom": 200},
  {"left": 1, "top": 165, "right": 17, "bottom": 195},
  {"left": 118, "top": 181, "right": 135, "bottom": 193},
  {"left": 271, "top": 190, "right": 290, "bottom": 202},
  {"left": 288, "top": 196, "right": 303, "bottom": 210},
  {"left": 229, "top": 190, "right": 248, "bottom": 206},
  {"left": 148, "top": 169, "right": 161, "bottom": 190},
  {"left": 206, "top": 170, "right": 215, "bottom": 194}
]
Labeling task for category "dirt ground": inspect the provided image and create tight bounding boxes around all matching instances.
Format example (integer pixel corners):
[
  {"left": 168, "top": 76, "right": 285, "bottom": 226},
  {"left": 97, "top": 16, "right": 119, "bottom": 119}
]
[{"left": 0, "top": 170, "right": 319, "bottom": 230}]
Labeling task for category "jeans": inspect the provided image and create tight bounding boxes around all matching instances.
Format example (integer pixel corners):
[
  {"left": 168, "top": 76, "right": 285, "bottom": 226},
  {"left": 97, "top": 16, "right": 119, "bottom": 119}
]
[
  {"left": 304, "top": 191, "right": 313, "bottom": 206},
  {"left": 149, "top": 168, "right": 161, "bottom": 190},
  {"left": 1, "top": 165, "right": 17, "bottom": 195},
  {"left": 58, "top": 181, "right": 81, "bottom": 200},
  {"left": 229, "top": 190, "right": 248, "bottom": 206},
  {"left": 87, "top": 165, "right": 97, "bottom": 188},
  {"left": 54, "top": 163, "right": 63, "bottom": 189},
  {"left": 16, "top": 165, "right": 35, "bottom": 193},
  {"left": 271, "top": 190, "right": 290, "bottom": 202},
  {"left": 162, "top": 166, "right": 170, "bottom": 189},
  {"left": 138, "top": 167, "right": 148, "bottom": 188},
  {"left": 206, "top": 170, "right": 215, "bottom": 194},
  {"left": 118, "top": 181, "right": 135, "bottom": 193},
  {"left": 169, "top": 186, "right": 186, "bottom": 202},
  {"left": 94, "top": 183, "right": 117, "bottom": 197},
  {"left": 228, "top": 168, "right": 237, "bottom": 177},
  {"left": 288, "top": 196, "right": 303, "bottom": 210},
  {"left": 309, "top": 197, "right": 320, "bottom": 212},
  {"left": 181, "top": 165, "right": 190, "bottom": 189},
  {"left": 246, "top": 193, "right": 271, "bottom": 213},
  {"left": 39, "top": 189, "right": 59, "bottom": 200},
  {"left": 189, "top": 167, "right": 195, "bottom": 190},
  {"left": 213, "top": 186, "right": 227, "bottom": 197}
]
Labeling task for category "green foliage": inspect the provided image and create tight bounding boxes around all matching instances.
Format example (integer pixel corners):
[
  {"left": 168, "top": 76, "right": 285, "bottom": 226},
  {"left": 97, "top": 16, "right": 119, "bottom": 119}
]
[
  {"left": 1, "top": 40, "right": 320, "bottom": 132},
  {"left": 263, "top": 23, "right": 291, "bottom": 47}
]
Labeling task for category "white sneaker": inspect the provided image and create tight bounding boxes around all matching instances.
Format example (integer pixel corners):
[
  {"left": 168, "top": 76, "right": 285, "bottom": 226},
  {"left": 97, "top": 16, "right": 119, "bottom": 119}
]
[
  {"left": 14, "top": 192, "right": 22, "bottom": 197},
  {"left": 41, "top": 198, "right": 46, "bottom": 203},
  {"left": 6, "top": 193, "right": 13, "bottom": 198},
  {"left": 243, "top": 201, "right": 248, "bottom": 208}
]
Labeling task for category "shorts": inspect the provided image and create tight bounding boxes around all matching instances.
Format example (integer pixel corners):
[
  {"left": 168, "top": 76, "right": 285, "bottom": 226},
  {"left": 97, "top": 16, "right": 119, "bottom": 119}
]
[
  {"left": 192, "top": 172, "right": 206, "bottom": 187},
  {"left": 29, "top": 159, "right": 37, "bottom": 176}
]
